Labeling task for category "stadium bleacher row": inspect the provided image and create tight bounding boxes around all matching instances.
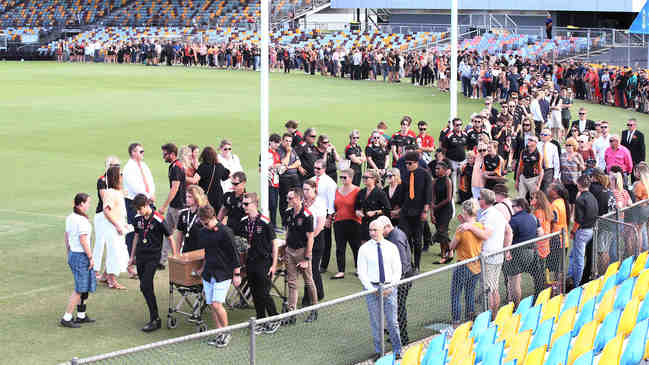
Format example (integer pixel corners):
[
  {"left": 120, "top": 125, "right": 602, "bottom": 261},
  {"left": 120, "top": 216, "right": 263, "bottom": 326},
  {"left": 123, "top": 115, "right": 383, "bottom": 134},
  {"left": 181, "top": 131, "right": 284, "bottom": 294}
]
[{"left": 377, "top": 252, "right": 649, "bottom": 365}]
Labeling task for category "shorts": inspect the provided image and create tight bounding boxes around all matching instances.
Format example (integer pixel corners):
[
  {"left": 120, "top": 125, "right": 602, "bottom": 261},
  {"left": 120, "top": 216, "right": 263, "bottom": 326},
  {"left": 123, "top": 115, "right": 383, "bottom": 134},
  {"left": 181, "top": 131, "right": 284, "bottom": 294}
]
[
  {"left": 203, "top": 278, "right": 231, "bottom": 305},
  {"left": 484, "top": 263, "right": 502, "bottom": 293},
  {"left": 68, "top": 252, "right": 97, "bottom": 294}
]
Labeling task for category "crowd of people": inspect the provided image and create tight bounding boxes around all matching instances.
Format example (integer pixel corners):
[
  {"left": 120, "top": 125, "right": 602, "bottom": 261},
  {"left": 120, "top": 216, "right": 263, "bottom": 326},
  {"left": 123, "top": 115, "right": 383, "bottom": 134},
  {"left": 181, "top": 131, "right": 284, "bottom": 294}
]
[{"left": 61, "top": 69, "right": 649, "bottom": 360}]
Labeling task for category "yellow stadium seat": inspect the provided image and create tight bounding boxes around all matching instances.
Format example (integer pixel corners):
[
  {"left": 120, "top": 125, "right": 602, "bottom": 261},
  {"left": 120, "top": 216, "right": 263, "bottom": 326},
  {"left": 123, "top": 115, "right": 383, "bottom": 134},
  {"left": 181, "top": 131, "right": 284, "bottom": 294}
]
[
  {"left": 580, "top": 279, "right": 601, "bottom": 311},
  {"left": 603, "top": 261, "right": 621, "bottom": 281},
  {"left": 599, "top": 333, "right": 624, "bottom": 365},
  {"left": 596, "top": 288, "right": 617, "bottom": 323},
  {"left": 449, "top": 337, "right": 474, "bottom": 364},
  {"left": 449, "top": 321, "right": 472, "bottom": 356},
  {"left": 536, "top": 287, "right": 552, "bottom": 306},
  {"left": 504, "top": 330, "right": 532, "bottom": 364},
  {"left": 494, "top": 302, "right": 514, "bottom": 330},
  {"left": 400, "top": 344, "right": 423, "bottom": 365},
  {"left": 618, "top": 297, "right": 641, "bottom": 337},
  {"left": 634, "top": 269, "right": 649, "bottom": 301},
  {"left": 449, "top": 348, "right": 475, "bottom": 365},
  {"left": 541, "top": 294, "right": 563, "bottom": 323},
  {"left": 567, "top": 320, "right": 598, "bottom": 365},
  {"left": 632, "top": 252, "right": 648, "bottom": 277},
  {"left": 523, "top": 345, "right": 546, "bottom": 365},
  {"left": 498, "top": 314, "right": 520, "bottom": 347},
  {"left": 552, "top": 306, "right": 577, "bottom": 346}
]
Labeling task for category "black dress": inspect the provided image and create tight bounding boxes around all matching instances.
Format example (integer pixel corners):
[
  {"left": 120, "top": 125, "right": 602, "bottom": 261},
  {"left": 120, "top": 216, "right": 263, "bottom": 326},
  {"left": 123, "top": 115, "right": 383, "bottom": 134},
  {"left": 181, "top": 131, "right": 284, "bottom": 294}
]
[
  {"left": 196, "top": 162, "right": 230, "bottom": 212},
  {"left": 355, "top": 186, "right": 391, "bottom": 241},
  {"left": 432, "top": 176, "right": 452, "bottom": 244},
  {"left": 384, "top": 184, "right": 403, "bottom": 227}
]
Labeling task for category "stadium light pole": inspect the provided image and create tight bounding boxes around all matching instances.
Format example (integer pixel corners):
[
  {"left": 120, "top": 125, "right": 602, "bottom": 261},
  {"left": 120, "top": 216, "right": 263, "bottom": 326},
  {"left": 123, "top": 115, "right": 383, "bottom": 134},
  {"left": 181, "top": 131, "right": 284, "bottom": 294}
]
[
  {"left": 450, "top": 0, "right": 458, "bottom": 120},
  {"left": 259, "top": 0, "right": 270, "bottom": 216}
]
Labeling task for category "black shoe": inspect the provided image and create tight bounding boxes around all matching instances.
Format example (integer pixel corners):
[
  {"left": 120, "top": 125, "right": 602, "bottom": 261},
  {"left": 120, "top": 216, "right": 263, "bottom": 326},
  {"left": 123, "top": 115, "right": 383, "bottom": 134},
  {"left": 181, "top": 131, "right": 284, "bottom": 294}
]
[
  {"left": 263, "top": 321, "right": 281, "bottom": 334},
  {"left": 370, "top": 353, "right": 381, "bottom": 362},
  {"left": 74, "top": 316, "right": 96, "bottom": 324},
  {"left": 395, "top": 353, "right": 403, "bottom": 360},
  {"left": 304, "top": 311, "right": 318, "bottom": 323},
  {"left": 156, "top": 264, "right": 166, "bottom": 271},
  {"left": 282, "top": 315, "right": 296, "bottom": 326},
  {"left": 142, "top": 318, "right": 161, "bottom": 332},
  {"left": 60, "top": 318, "right": 81, "bottom": 328}
]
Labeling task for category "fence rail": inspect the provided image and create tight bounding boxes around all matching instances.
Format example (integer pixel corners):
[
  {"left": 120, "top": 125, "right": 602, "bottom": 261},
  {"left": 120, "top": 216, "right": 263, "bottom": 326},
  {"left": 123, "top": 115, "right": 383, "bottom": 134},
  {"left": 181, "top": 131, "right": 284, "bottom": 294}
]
[{"left": 66, "top": 199, "right": 649, "bottom": 365}]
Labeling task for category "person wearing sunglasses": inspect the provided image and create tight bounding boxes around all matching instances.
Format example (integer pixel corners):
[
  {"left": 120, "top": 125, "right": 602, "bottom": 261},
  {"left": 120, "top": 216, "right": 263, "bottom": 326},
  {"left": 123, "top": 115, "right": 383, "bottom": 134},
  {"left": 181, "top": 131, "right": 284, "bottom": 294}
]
[
  {"left": 332, "top": 169, "right": 361, "bottom": 279},
  {"left": 466, "top": 115, "right": 489, "bottom": 151},
  {"left": 516, "top": 136, "right": 543, "bottom": 199},
  {"left": 158, "top": 143, "right": 186, "bottom": 269},
  {"left": 218, "top": 139, "right": 243, "bottom": 194},
  {"left": 390, "top": 116, "right": 417, "bottom": 168},
  {"left": 365, "top": 131, "right": 389, "bottom": 176},
  {"left": 621, "top": 118, "right": 646, "bottom": 174},
  {"left": 298, "top": 127, "right": 320, "bottom": 183},
  {"left": 123, "top": 142, "right": 156, "bottom": 261},
  {"left": 217, "top": 171, "right": 247, "bottom": 233},
  {"left": 345, "top": 129, "right": 366, "bottom": 186},
  {"left": 569, "top": 107, "right": 596, "bottom": 135},
  {"left": 93, "top": 156, "right": 122, "bottom": 283},
  {"left": 592, "top": 120, "right": 611, "bottom": 170},
  {"left": 441, "top": 117, "right": 468, "bottom": 194},
  {"left": 355, "top": 169, "right": 391, "bottom": 245},
  {"left": 416, "top": 120, "right": 435, "bottom": 165},
  {"left": 315, "top": 134, "right": 340, "bottom": 182}
]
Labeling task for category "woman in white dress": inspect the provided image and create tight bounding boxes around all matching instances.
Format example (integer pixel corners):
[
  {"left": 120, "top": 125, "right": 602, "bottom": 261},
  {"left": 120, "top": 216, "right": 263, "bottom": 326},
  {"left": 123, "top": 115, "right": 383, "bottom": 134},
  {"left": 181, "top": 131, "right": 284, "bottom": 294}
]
[
  {"left": 218, "top": 139, "right": 243, "bottom": 193},
  {"left": 99, "top": 165, "right": 130, "bottom": 289},
  {"left": 93, "top": 156, "right": 119, "bottom": 283},
  {"left": 548, "top": 89, "right": 564, "bottom": 141}
]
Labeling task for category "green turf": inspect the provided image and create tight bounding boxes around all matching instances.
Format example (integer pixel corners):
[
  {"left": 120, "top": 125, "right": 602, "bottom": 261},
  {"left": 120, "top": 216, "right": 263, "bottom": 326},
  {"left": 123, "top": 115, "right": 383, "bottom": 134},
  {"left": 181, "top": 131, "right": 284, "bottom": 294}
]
[{"left": 1, "top": 61, "right": 648, "bottom": 364}]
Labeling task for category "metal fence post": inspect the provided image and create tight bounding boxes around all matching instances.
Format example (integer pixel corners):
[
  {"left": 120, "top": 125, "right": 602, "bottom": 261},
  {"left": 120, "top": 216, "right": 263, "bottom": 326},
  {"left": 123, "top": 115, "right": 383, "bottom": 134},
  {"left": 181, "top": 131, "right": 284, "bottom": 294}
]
[
  {"left": 592, "top": 220, "right": 599, "bottom": 280},
  {"left": 560, "top": 229, "right": 567, "bottom": 294},
  {"left": 479, "top": 253, "right": 489, "bottom": 313},
  {"left": 378, "top": 284, "right": 385, "bottom": 357},
  {"left": 71, "top": 358, "right": 78, "bottom": 365},
  {"left": 249, "top": 317, "right": 256, "bottom": 365},
  {"left": 616, "top": 207, "right": 623, "bottom": 262},
  {"left": 587, "top": 29, "right": 590, "bottom": 61}
]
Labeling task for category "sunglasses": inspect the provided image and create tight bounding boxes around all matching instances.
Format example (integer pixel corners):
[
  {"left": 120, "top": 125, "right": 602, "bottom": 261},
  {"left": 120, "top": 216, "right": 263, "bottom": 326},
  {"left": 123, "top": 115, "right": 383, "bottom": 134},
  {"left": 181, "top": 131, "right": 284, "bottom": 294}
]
[
  {"left": 610, "top": 139, "right": 618, "bottom": 142},
  {"left": 419, "top": 128, "right": 427, "bottom": 131},
  {"left": 478, "top": 149, "right": 487, "bottom": 152},
  {"left": 386, "top": 174, "right": 393, "bottom": 178},
  {"left": 314, "top": 167, "right": 323, "bottom": 170},
  {"left": 541, "top": 133, "right": 550, "bottom": 136},
  {"left": 454, "top": 124, "right": 462, "bottom": 127},
  {"left": 601, "top": 126, "right": 608, "bottom": 129},
  {"left": 579, "top": 113, "right": 586, "bottom": 115},
  {"left": 138, "top": 150, "right": 145, "bottom": 154},
  {"left": 321, "top": 141, "right": 329, "bottom": 144},
  {"left": 405, "top": 161, "right": 416, "bottom": 165},
  {"left": 523, "top": 124, "right": 530, "bottom": 127},
  {"left": 361, "top": 176, "right": 372, "bottom": 179},
  {"left": 231, "top": 181, "right": 242, "bottom": 186},
  {"left": 242, "top": 202, "right": 252, "bottom": 206},
  {"left": 223, "top": 147, "right": 232, "bottom": 151},
  {"left": 627, "top": 124, "right": 635, "bottom": 127},
  {"left": 352, "top": 136, "right": 360, "bottom": 140},
  {"left": 340, "top": 176, "right": 348, "bottom": 180}
]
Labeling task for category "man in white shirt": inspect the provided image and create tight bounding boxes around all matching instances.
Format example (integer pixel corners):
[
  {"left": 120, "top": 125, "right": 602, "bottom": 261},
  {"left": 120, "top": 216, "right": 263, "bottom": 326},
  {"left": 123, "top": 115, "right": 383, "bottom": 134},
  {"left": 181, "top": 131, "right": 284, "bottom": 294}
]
[
  {"left": 312, "top": 159, "right": 337, "bottom": 273},
  {"left": 529, "top": 91, "right": 544, "bottom": 135},
  {"left": 592, "top": 120, "right": 610, "bottom": 170},
  {"left": 352, "top": 49, "right": 362, "bottom": 80},
  {"left": 357, "top": 219, "right": 402, "bottom": 361},
  {"left": 538, "top": 128, "right": 560, "bottom": 191},
  {"left": 123, "top": 143, "right": 156, "bottom": 256},
  {"left": 458, "top": 189, "right": 507, "bottom": 315}
]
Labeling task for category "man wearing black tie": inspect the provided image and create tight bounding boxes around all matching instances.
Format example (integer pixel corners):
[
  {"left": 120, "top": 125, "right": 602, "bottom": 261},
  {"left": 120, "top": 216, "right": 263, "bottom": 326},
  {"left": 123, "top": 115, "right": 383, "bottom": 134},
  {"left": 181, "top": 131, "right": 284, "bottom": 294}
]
[
  {"left": 570, "top": 108, "right": 596, "bottom": 135},
  {"left": 621, "top": 118, "right": 646, "bottom": 167},
  {"left": 399, "top": 151, "right": 432, "bottom": 272}
]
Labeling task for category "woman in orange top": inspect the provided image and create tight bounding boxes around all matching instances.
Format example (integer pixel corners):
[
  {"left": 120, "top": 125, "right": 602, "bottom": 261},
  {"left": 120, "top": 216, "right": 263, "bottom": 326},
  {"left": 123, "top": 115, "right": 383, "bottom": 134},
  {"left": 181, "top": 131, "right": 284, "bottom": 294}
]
[
  {"left": 632, "top": 163, "right": 649, "bottom": 254},
  {"left": 530, "top": 191, "right": 552, "bottom": 260},
  {"left": 332, "top": 168, "right": 361, "bottom": 279},
  {"left": 449, "top": 199, "right": 483, "bottom": 326},
  {"left": 547, "top": 183, "right": 570, "bottom": 285}
]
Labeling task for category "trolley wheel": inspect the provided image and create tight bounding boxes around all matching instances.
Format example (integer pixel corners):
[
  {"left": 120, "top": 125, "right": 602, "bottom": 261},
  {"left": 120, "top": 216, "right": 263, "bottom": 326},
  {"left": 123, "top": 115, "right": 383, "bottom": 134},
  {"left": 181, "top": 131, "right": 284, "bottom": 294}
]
[
  {"left": 198, "top": 324, "right": 208, "bottom": 333},
  {"left": 167, "top": 316, "right": 177, "bottom": 329}
]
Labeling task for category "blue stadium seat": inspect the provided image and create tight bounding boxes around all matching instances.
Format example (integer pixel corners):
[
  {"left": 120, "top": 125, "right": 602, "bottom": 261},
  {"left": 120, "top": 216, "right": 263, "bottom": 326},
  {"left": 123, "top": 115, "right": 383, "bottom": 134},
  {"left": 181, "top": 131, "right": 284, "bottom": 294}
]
[
  {"left": 528, "top": 317, "right": 553, "bottom": 352},
  {"left": 470, "top": 310, "right": 491, "bottom": 338},
  {"left": 617, "top": 256, "right": 635, "bottom": 285},
  {"left": 620, "top": 318, "right": 649, "bottom": 365},
  {"left": 572, "top": 298, "right": 595, "bottom": 337},
  {"left": 375, "top": 353, "right": 394, "bottom": 365},
  {"left": 519, "top": 304, "right": 542, "bottom": 334},
  {"left": 481, "top": 341, "right": 505, "bottom": 365},
  {"left": 572, "top": 350, "right": 594, "bottom": 365},
  {"left": 515, "top": 296, "right": 534, "bottom": 317},
  {"left": 474, "top": 326, "right": 498, "bottom": 363},
  {"left": 598, "top": 275, "right": 617, "bottom": 303},
  {"left": 561, "top": 287, "right": 582, "bottom": 315},
  {"left": 593, "top": 309, "right": 622, "bottom": 354},
  {"left": 421, "top": 335, "right": 446, "bottom": 365},
  {"left": 545, "top": 333, "right": 571, "bottom": 365},
  {"left": 614, "top": 277, "right": 637, "bottom": 311}
]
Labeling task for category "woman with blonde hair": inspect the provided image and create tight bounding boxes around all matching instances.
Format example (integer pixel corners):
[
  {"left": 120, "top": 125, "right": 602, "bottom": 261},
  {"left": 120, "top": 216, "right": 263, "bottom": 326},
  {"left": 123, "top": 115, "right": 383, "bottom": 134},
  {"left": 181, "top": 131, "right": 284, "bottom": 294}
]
[
  {"left": 218, "top": 139, "right": 243, "bottom": 193},
  {"left": 93, "top": 156, "right": 121, "bottom": 283},
  {"left": 530, "top": 191, "right": 552, "bottom": 264},
  {"left": 174, "top": 185, "right": 208, "bottom": 253},
  {"left": 355, "top": 169, "right": 390, "bottom": 244},
  {"left": 632, "top": 162, "right": 649, "bottom": 253},
  {"left": 99, "top": 165, "right": 130, "bottom": 289},
  {"left": 179, "top": 145, "right": 199, "bottom": 185},
  {"left": 384, "top": 167, "right": 403, "bottom": 228},
  {"left": 609, "top": 169, "right": 633, "bottom": 264}
]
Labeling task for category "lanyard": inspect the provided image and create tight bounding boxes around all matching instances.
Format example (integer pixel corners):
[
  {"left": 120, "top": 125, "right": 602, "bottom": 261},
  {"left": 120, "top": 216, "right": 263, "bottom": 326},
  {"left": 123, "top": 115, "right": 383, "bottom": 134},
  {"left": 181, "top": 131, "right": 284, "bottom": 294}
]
[
  {"left": 142, "top": 215, "right": 153, "bottom": 244},
  {"left": 248, "top": 217, "right": 257, "bottom": 243},
  {"left": 186, "top": 210, "right": 198, "bottom": 238}
]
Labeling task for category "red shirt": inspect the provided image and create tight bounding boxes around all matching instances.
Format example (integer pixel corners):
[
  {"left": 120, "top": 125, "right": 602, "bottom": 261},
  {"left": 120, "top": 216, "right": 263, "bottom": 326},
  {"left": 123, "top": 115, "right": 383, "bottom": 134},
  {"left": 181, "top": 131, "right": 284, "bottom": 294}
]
[
  {"left": 268, "top": 148, "right": 281, "bottom": 188},
  {"left": 417, "top": 133, "right": 435, "bottom": 149},
  {"left": 334, "top": 187, "right": 361, "bottom": 223}
]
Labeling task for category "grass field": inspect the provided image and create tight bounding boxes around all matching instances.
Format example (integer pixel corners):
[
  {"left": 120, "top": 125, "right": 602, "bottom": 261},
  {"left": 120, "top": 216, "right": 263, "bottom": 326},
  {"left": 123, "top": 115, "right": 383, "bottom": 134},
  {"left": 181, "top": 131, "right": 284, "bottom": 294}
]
[{"left": 2, "top": 61, "right": 649, "bottom": 364}]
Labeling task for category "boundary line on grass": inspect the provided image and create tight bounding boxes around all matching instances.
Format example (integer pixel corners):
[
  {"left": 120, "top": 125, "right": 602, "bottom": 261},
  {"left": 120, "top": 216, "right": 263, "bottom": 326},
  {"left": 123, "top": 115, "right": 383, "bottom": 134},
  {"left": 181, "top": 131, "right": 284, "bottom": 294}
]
[
  {"left": 0, "top": 208, "right": 66, "bottom": 219},
  {"left": 0, "top": 283, "right": 66, "bottom": 301}
]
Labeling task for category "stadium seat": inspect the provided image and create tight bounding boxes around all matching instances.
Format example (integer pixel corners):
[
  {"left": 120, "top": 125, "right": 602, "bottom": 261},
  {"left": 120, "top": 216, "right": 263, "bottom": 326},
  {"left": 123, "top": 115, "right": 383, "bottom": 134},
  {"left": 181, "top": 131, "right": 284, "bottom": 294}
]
[
  {"left": 614, "top": 277, "right": 636, "bottom": 311},
  {"left": 375, "top": 354, "right": 394, "bottom": 365},
  {"left": 599, "top": 333, "right": 624, "bottom": 365},
  {"left": 596, "top": 288, "right": 617, "bottom": 323},
  {"left": 630, "top": 252, "right": 648, "bottom": 277},
  {"left": 580, "top": 280, "right": 600, "bottom": 311},
  {"left": 420, "top": 334, "right": 445, "bottom": 365},
  {"left": 618, "top": 297, "right": 641, "bottom": 337},
  {"left": 515, "top": 296, "right": 534, "bottom": 317},
  {"left": 593, "top": 309, "right": 622, "bottom": 354},
  {"left": 541, "top": 294, "right": 562, "bottom": 323},
  {"left": 519, "top": 304, "right": 541, "bottom": 334},
  {"left": 448, "top": 346, "right": 474, "bottom": 365},
  {"left": 619, "top": 318, "right": 649, "bottom": 365},
  {"left": 494, "top": 302, "right": 514, "bottom": 330},
  {"left": 638, "top": 296, "right": 649, "bottom": 323},
  {"left": 617, "top": 256, "right": 635, "bottom": 285},
  {"left": 552, "top": 306, "right": 576, "bottom": 346},
  {"left": 400, "top": 343, "right": 423, "bottom": 365},
  {"left": 572, "top": 350, "right": 594, "bottom": 365},
  {"left": 474, "top": 326, "right": 498, "bottom": 363},
  {"left": 535, "top": 287, "right": 552, "bottom": 306},
  {"left": 528, "top": 318, "right": 553, "bottom": 353},
  {"left": 470, "top": 310, "right": 492, "bottom": 338},
  {"left": 561, "top": 287, "right": 582, "bottom": 315},
  {"left": 633, "top": 269, "right": 649, "bottom": 301},
  {"left": 567, "top": 320, "right": 597, "bottom": 365},
  {"left": 545, "top": 333, "right": 571, "bottom": 365},
  {"left": 482, "top": 341, "right": 505, "bottom": 365},
  {"left": 603, "top": 261, "right": 621, "bottom": 281},
  {"left": 448, "top": 322, "right": 472, "bottom": 357},
  {"left": 522, "top": 344, "right": 545, "bottom": 365},
  {"left": 503, "top": 329, "right": 532, "bottom": 364},
  {"left": 572, "top": 298, "right": 595, "bottom": 337},
  {"left": 598, "top": 275, "right": 617, "bottom": 303},
  {"left": 449, "top": 336, "right": 474, "bottom": 363},
  {"left": 498, "top": 314, "right": 521, "bottom": 346}
]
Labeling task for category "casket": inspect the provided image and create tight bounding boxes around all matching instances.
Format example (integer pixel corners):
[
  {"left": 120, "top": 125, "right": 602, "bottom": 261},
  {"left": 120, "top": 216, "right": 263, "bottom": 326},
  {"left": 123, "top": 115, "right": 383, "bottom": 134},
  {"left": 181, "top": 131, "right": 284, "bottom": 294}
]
[{"left": 169, "top": 249, "right": 205, "bottom": 287}]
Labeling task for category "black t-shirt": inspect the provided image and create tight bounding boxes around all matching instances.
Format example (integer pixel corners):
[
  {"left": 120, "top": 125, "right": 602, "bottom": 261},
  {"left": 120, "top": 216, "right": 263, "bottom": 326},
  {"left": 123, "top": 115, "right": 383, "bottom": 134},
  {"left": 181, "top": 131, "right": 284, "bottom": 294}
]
[
  {"left": 285, "top": 206, "right": 314, "bottom": 249},
  {"left": 443, "top": 132, "right": 468, "bottom": 162},
  {"left": 365, "top": 144, "right": 388, "bottom": 170},
  {"left": 96, "top": 175, "right": 107, "bottom": 214},
  {"left": 345, "top": 144, "right": 363, "bottom": 172},
  {"left": 198, "top": 223, "right": 241, "bottom": 282},
  {"left": 196, "top": 162, "right": 230, "bottom": 211},
  {"left": 483, "top": 154, "right": 502, "bottom": 173},
  {"left": 236, "top": 214, "right": 276, "bottom": 262},
  {"left": 520, "top": 149, "right": 541, "bottom": 178},
  {"left": 222, "top": 191, "right": 245, "bottom": 233},
  {"left": 315, "top": 148, "right": 338, "bottom": 180},
  {"left": 168, "top": 160, "right": 186, "bottom": 209},
  {"left": 298, "top": 144, "right": 319, "bottom": 180},
  {"left": 176, "top": 208, "right": 202, "bottom": 253},
  {"left": 134, "top": 211, "right": 172, "bottom": 261},
  {"left": 466, "top": 129, "right": 488, "bottom": 151}
]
